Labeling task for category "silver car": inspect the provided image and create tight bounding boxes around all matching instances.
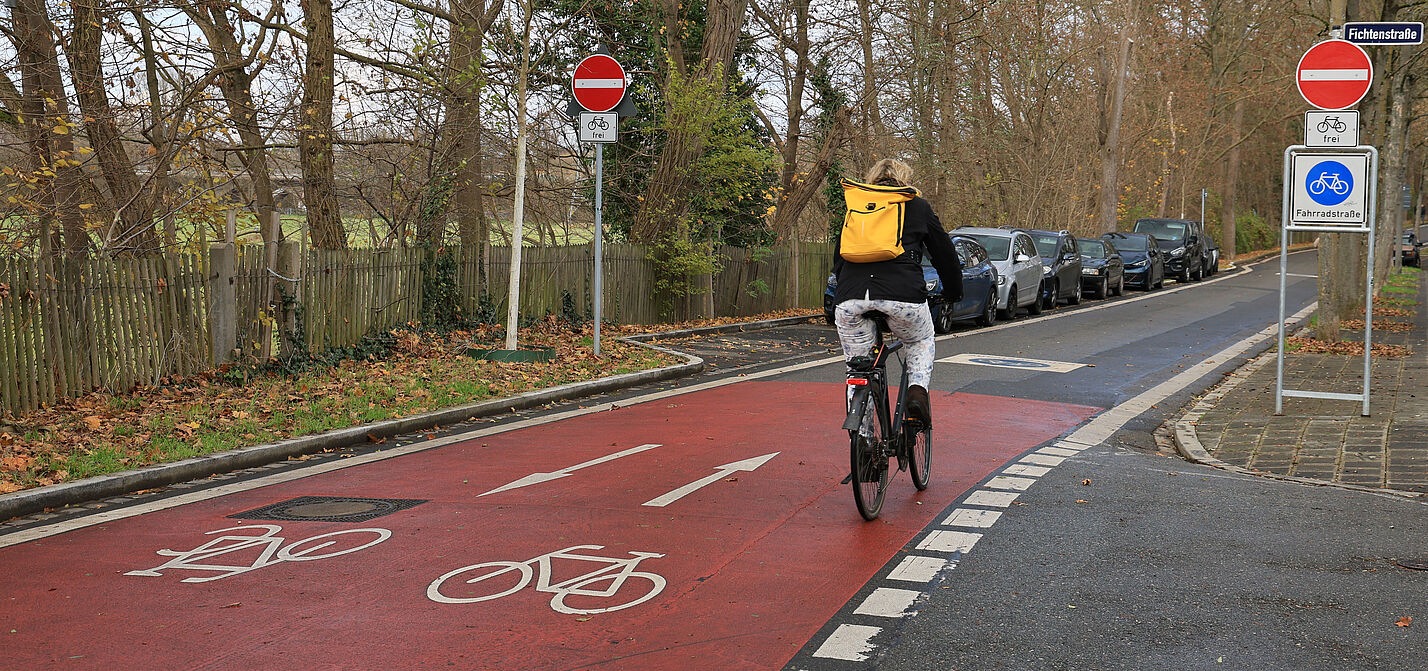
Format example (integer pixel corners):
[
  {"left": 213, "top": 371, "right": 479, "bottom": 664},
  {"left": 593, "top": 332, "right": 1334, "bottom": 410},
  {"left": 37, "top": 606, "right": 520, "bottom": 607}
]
[{"left": 956, "top": 228, "right": 1046, "bottom": 319}]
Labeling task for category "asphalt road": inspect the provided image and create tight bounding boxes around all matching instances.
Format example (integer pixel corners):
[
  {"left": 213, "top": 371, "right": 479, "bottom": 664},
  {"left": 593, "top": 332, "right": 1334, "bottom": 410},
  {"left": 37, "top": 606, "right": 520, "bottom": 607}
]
[{"left": 8, "top": 248, "right": 1425, "bottom": 670}]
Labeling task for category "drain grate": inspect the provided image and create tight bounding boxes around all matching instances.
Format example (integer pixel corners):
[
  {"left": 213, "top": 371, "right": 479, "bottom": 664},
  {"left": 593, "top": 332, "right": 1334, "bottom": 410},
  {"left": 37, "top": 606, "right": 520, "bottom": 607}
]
[{"left": 229, "top": 496, "right": 428, "bottom": 523}]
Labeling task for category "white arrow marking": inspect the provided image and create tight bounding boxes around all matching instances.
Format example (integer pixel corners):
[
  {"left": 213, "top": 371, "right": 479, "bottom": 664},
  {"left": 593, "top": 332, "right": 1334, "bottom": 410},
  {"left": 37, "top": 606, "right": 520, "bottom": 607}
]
[
  {"left": 479, "top": 443, "right": 661, "bottom": 497},
  {"left": 642, "top": 452, "right": 779, "bottom": 507}
]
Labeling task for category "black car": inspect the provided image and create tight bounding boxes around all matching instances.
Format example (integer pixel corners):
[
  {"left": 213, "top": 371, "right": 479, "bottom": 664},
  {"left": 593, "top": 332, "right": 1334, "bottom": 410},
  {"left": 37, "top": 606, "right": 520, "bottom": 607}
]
[
  {"left": 822, "top": 235, "right": 1000, "bottom": 331},
  {"left": 1026, "top": 229, "right": 1083, "bottom": 308},
  {"left": 1103, "top": 232, "right": 1164, "bottom": 291},
  {"left": 1078, "top": 237, "right": 1124, "bottom": 298},
  {"left": 1133, "top": 218, "right": 1208, "bottom": 282},
  {"left": 1403, "top": 231, "right": 1422, "bottom": 267}
]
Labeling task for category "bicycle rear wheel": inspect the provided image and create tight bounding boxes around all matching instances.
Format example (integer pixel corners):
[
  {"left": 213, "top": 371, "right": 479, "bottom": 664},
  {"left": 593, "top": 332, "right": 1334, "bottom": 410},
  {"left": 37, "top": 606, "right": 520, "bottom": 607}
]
[
  {"left": 906, "top": 425, "right": 932, "bottom": 491},
  {"left": 850, "top": 397, "right": 890, "bottom": 520}
]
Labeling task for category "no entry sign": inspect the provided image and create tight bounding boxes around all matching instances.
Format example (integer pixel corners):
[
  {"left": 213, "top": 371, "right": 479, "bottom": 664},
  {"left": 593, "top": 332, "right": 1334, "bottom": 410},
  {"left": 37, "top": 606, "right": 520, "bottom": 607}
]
[
  {"left": 572, "top": 54, "right": 627, "bottom": 113},
  {"left": 1296, "top": 39, "right": 1373, "bottom": 110}
]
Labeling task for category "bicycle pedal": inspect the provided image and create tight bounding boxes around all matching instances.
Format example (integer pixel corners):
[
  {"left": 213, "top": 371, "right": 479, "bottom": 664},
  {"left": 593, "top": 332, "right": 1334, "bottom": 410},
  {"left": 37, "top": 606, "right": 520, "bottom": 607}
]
[{"left": 841, "top": 472, "right": 853, "bottom": 485}]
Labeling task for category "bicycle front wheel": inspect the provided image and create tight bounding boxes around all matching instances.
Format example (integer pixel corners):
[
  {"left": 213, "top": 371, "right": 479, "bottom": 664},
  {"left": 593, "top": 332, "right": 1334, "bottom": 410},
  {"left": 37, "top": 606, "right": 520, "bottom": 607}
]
[
  {"left": 906, "top": 425, "right": 932, "bottom": 491},
  {"left": 850, "top": 398, "right": 890, "bottom": 520}
]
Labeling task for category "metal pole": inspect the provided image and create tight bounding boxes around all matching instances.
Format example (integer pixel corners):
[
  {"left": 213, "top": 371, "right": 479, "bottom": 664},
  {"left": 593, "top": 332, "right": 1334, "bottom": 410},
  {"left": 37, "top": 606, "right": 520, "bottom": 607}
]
[
  {"left": 1275, "top": 147, "right": 1293, "bottom": 415},
  {"left": 1362, "top": 145, "right": 1379, "bottom": 416},
  {"left": 593, "top": 143, "right": 604, "bottom": 356}
]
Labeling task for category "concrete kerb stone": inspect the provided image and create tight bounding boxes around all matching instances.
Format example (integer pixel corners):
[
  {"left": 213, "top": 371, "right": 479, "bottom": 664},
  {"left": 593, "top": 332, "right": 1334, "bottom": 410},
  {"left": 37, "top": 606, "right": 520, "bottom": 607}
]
[
  {"left": 1170, "top": 332, "right": 1428, "bottom": 501},
  {"left": 0, "top": 339, "right": 706, "bottom": 522}
]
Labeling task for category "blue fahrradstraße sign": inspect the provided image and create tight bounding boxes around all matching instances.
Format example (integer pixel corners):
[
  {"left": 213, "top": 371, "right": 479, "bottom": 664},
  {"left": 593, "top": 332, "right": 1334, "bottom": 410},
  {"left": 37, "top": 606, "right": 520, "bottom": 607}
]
[{"left": 1344, "top": 22, "right": 1424, "bottom": 45}]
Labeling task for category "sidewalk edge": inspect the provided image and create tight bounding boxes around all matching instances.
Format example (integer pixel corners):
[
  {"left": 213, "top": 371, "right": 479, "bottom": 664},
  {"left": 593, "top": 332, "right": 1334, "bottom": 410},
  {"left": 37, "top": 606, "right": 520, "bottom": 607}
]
[
  {"left": 621, "top": 314, "right": 820, "bottom": 342},
  {"left": 0, "top": 344, "right": 705, "bottom": 521},
  {"left": 1170, "top": 348, "right": 1427, "bottom": 500}
]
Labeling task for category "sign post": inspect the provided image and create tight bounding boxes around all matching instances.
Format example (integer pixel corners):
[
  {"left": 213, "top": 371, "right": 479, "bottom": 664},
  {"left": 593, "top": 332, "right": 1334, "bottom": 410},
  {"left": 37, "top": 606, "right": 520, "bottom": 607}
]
[{"left": 572, "top": 54, "right": 627, "bottom": 356}]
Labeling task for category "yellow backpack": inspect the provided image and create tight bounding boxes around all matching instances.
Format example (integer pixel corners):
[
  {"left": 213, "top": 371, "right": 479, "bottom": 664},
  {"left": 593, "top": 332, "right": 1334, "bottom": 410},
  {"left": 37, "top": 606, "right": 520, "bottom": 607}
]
[{"left": 839, "top": 179, "right": 919, "bottom": 262}]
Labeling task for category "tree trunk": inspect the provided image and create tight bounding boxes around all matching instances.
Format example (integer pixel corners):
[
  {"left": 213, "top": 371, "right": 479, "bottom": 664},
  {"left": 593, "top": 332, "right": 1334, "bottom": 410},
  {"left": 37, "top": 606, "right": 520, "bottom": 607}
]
[
  {"left": 299, "top": 0, "right": 346, "bottom": 248},
  {"left": 632, "top": 0, "right": 749, "bottom": 242},
  {"left": 70, "top": 0, "right": 154, "bottom": 252},
  {"left": 854, "top": 0, "right": 883, "bottom": 164},
  {"left": 189, "top": 4, "right": 278, "bottom": 241},
  {"left": 1221, "top": 97, "right": 1243, "bottom": 264},
  {"left": 14, "top": 0, "right": 91, "bottom": 254},
  {"left": 1097, "top": 16, "right": 1133, "bottom": 234}
]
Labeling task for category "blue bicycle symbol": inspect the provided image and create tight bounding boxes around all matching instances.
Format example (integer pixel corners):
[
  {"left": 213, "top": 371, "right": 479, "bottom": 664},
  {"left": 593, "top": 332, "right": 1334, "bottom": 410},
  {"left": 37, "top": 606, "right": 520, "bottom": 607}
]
[{"left": 1306, "top": 160, "right": 1353, "bottom": 206}]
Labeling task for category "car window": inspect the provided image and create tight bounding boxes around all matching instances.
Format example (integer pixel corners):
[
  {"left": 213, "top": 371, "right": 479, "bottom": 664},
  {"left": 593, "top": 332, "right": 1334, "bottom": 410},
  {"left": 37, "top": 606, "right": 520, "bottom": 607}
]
[
  {"left": 1064, "top": 237, "right": 1078, "bottom": 256},
  {"left": 954, "top": 240, "right": 973, "bottom": 265},
  {"left": 1134, "top": 219, "right": 1188, "bottom": 241},
  {"left": 1079, "top": 240, "right": 1107, "bottom": 259},
  {"left": 1030, "top": 234, "right": 1059, "bottom": 258},
  {"left": 970, "top": 244, "right": 987, "bottom": 265},
  {"left": 966, "top": 234, "right": 1011, "bottom": 261},
  {"left": 1110, "top": 234, "right": 1149, "bottom": 251},
  {"left": 1016, "top": 236, "right": 1036, "bottom": 259}
]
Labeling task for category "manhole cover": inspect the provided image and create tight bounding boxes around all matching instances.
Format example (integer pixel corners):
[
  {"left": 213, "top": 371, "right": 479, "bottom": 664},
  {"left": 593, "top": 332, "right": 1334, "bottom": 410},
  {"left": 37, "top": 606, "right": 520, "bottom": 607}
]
[
  {"left": 1398, "top": 559, "right": 1428, "bottom": 571},
  {"left": 229, "top": 496, "right": 427, "bottom": 523}
]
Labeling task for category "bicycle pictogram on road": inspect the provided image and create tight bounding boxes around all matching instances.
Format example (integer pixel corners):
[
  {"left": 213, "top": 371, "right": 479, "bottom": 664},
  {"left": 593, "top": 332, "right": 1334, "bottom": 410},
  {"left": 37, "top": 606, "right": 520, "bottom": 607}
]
[
  {"left": 427, "top": 544, "right": 667, "bottom": 615},
  {"left": 125, "top": 524, "right": 392, "bottom": 583}
]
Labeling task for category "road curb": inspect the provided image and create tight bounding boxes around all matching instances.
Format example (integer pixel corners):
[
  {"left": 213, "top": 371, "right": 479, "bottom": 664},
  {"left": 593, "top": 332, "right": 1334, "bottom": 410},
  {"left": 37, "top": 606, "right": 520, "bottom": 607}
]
[
  {"left": 0, "top": 342, "right": 705, "bottom": 521},
  {"left": 1170, "top": 343, "right": 1427, "bottom": 500}
]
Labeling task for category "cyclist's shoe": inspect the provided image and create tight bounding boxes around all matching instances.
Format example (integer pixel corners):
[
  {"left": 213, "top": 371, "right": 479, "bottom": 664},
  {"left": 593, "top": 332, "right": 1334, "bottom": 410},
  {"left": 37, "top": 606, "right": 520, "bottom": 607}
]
[{"left": 906, "top": 385, "right": 931, "bottom": 427}]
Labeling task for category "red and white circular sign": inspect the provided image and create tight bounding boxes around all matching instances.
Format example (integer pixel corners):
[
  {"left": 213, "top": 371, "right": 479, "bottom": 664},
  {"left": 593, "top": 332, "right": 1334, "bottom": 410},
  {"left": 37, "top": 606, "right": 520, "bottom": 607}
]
[
  {"left": 1296, "top": 39, "right": 1373, "bottom": 110},
  {"left": 572, "top": 54, "right": 627, "bottom": 113}
]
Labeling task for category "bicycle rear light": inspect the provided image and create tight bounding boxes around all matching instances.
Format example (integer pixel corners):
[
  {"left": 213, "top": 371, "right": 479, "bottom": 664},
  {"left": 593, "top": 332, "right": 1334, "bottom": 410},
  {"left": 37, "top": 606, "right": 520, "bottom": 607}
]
[{"left": 846, "top": 378, "right": 868, "bottom": 386}]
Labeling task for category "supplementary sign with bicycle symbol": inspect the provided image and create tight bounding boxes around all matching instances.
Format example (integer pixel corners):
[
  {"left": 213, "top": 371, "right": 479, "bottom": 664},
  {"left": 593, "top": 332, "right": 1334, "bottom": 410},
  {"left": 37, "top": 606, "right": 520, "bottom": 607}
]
[{"left": 1290, "top": 152, "right": 1369, "bottom": 229}]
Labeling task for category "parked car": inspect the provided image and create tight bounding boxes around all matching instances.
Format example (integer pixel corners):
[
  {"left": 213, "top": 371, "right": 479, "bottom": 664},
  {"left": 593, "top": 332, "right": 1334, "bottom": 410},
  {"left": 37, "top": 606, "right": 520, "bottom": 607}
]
[
  {"left": 1027, "top": 229, "right": 1084, "bottom": 308},
  {"left": 1077, "top": 237, "right": 1125, "bottom": 298},
  {"left": 1205, "top": 236, "right": 1220, "bottom": 276},
  {"left": 1133, "top": 217, "right": 1209, "bottom": 282},
  {"left": 1403, "top": 231, "right": 1422, "bottom": 267},
  {"left": 1103, "top": 232, "right": 1165, "bottom": 291},
  {"left": 821, "top": 234, "right": 1000, "bottom": 332},
  {"left": 957, "top": 227, "right": 1045, "bottom": 320}
]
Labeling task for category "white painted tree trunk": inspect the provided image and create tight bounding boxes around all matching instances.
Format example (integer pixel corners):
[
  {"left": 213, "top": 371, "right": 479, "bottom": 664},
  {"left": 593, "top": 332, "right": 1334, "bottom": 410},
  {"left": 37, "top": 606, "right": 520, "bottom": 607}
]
[{"left": 504, "top": 1, "right": 533, "bottom": 351}]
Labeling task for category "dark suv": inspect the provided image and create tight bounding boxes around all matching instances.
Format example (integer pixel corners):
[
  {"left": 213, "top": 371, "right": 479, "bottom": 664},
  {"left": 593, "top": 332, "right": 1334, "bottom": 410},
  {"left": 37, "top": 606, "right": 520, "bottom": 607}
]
[
  {"left": 1026, "top": 229, "right": 1083, "bottom": 308},
  {"left": 1133, "top": 218, "right": 1208, "bottom": 282}
]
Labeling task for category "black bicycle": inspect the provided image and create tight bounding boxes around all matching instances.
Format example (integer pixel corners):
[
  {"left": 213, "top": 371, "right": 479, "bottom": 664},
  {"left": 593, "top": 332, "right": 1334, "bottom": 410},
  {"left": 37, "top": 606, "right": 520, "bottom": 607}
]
[{"left": 841, "top": 318, "right": 932, "bottom": 520}]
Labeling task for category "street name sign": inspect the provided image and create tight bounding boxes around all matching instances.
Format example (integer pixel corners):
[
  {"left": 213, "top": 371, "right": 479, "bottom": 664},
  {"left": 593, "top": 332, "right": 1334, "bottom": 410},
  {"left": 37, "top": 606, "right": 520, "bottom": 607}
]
[
  {"left": 1289, "top": 152, "right": 1370, "bottom": 230},
  {"left": 1344, "top": 21, "right": 1424, "bottom": 45},
  {"left": 579, "top": 112, "right": 617, "bottom": 143},
  {"left": 1296, "top": 39, "right": 1373, "bottom": 110},
  {"left": 571, "top": 54, "right": 627, "bottom": 113},
  {"left": 1305, "top": 110, "right": 1358, "bottom": 147}
]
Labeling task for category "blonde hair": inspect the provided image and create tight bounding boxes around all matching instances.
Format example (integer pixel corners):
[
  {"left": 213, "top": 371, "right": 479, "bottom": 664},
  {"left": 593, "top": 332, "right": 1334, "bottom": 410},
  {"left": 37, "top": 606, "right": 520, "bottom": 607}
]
[{"left": 864, "top": 159, "right": 913, "bottom": 187}]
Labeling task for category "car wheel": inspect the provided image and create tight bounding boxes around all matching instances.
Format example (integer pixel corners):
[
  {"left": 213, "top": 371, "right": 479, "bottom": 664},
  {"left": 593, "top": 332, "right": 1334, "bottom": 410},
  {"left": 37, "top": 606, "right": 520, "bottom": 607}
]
[
  {"left": 1096, "top": 277, "right": 1108, "bottom": 299},
  {"left": 998, "top": 286, "right": 1017, "bottom": 320},
  {"left": 934, "top": 302, "right": 955, "bottom": 334},
  {"left": 1041, "top": 281, "right": 1057, "bottom": 311},
  {"left": 976, "top": 289, "right": 997, "bottom": 327},
  {"left": 1069, "top": 280, "right": 1083, "bottom": 305},
  {"left": 1142, "top": 274, "right": 1155, "bottom": 292},
  {"left": 1028, "top": 284, "right": 1044, "bottom": 316},
  {"left": 1191, "top": 261, "right": 1203, "bottom": 281},
  {"left": 1114, "top": 275, "right": 1124, "bottom": 296}
]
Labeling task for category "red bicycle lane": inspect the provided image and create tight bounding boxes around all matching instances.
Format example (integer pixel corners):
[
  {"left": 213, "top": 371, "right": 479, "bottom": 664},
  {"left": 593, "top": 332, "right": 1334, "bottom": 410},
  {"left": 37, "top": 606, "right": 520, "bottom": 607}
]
[{"left": 1, "top": 380, "right": 1098, "bottom": 670}]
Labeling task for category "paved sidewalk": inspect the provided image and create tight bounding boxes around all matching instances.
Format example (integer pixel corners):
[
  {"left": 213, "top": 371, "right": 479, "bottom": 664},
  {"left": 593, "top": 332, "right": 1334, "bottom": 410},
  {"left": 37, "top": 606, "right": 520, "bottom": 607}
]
[{"left": 1177, "top": 272, "right": 1428, "bottom": 494}]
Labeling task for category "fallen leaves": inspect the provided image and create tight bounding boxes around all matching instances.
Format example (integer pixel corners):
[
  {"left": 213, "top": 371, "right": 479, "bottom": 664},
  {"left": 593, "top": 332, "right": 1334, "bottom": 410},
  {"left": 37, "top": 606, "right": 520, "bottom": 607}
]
[
  {"left": 81, "top": 416, "right": 103, "bottom": 431},
  {"left": 1081, "top": 479, "right": 1092, "bottom": 486},
  {"left": 1284, "top": 337, "right": 1412, "bottom": 358},
  {"left": 1396, "top": 616, "right": 1412, "bottom": 628}
]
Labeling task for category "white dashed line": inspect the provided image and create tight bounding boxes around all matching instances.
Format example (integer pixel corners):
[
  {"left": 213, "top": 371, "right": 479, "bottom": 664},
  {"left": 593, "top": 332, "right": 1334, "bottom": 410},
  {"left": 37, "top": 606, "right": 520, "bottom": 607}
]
[
  {"left": 963, "top": 490, "right": 1021, "bottom": 507},
  {"left": 812, "top": 624, "right": 882, "bottom": 661},
  {"left": 1020, "top": 454, "right": 1065, "bottom": 467},
  {"left": 916, "top": 529, "right": 983, "bottom": 553},
  {"left": 1003, "top": 464, "right": 1051, "bottom": 477},
  {"left": 853, "top": 588, "right": 921, "bottom": 618},
  {"left": 942, "top": 508, "right": 1003, "bottom": 528},
  {"left": 887, "top": 555, "right": 952, "bottom": 582},
  {"left": 985, "top": 475, "right": 1037, "bottom": 491}
]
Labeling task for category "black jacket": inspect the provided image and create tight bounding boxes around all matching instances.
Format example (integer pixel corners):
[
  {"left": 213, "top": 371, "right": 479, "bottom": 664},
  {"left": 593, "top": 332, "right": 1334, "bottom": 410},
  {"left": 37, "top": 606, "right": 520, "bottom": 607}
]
[{"left": 832, "top": 194, "right": 962, "bottom": 305}]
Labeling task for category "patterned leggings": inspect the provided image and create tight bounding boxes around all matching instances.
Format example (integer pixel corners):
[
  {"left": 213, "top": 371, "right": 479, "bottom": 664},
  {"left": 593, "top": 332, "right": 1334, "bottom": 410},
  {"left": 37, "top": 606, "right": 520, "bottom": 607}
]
[{"left": 833, "top": 298, "right": 936, "bottom": 389}]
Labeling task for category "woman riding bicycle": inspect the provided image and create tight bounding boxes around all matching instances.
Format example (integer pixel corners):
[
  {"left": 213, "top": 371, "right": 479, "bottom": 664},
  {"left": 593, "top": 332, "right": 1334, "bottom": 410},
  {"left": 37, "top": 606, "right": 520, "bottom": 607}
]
[{"left": 832, "top": 159, "right": 961, "bottom": 426}]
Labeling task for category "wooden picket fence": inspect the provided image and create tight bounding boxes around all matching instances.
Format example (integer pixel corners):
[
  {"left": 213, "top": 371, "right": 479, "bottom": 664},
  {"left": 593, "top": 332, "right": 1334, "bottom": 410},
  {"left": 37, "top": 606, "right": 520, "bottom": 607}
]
[
  {"left": 0, "top": 241, "right": 834, "bottom": 415},
  {"left": 0, "top": 253, "right": 210, "bottom": 415}
]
